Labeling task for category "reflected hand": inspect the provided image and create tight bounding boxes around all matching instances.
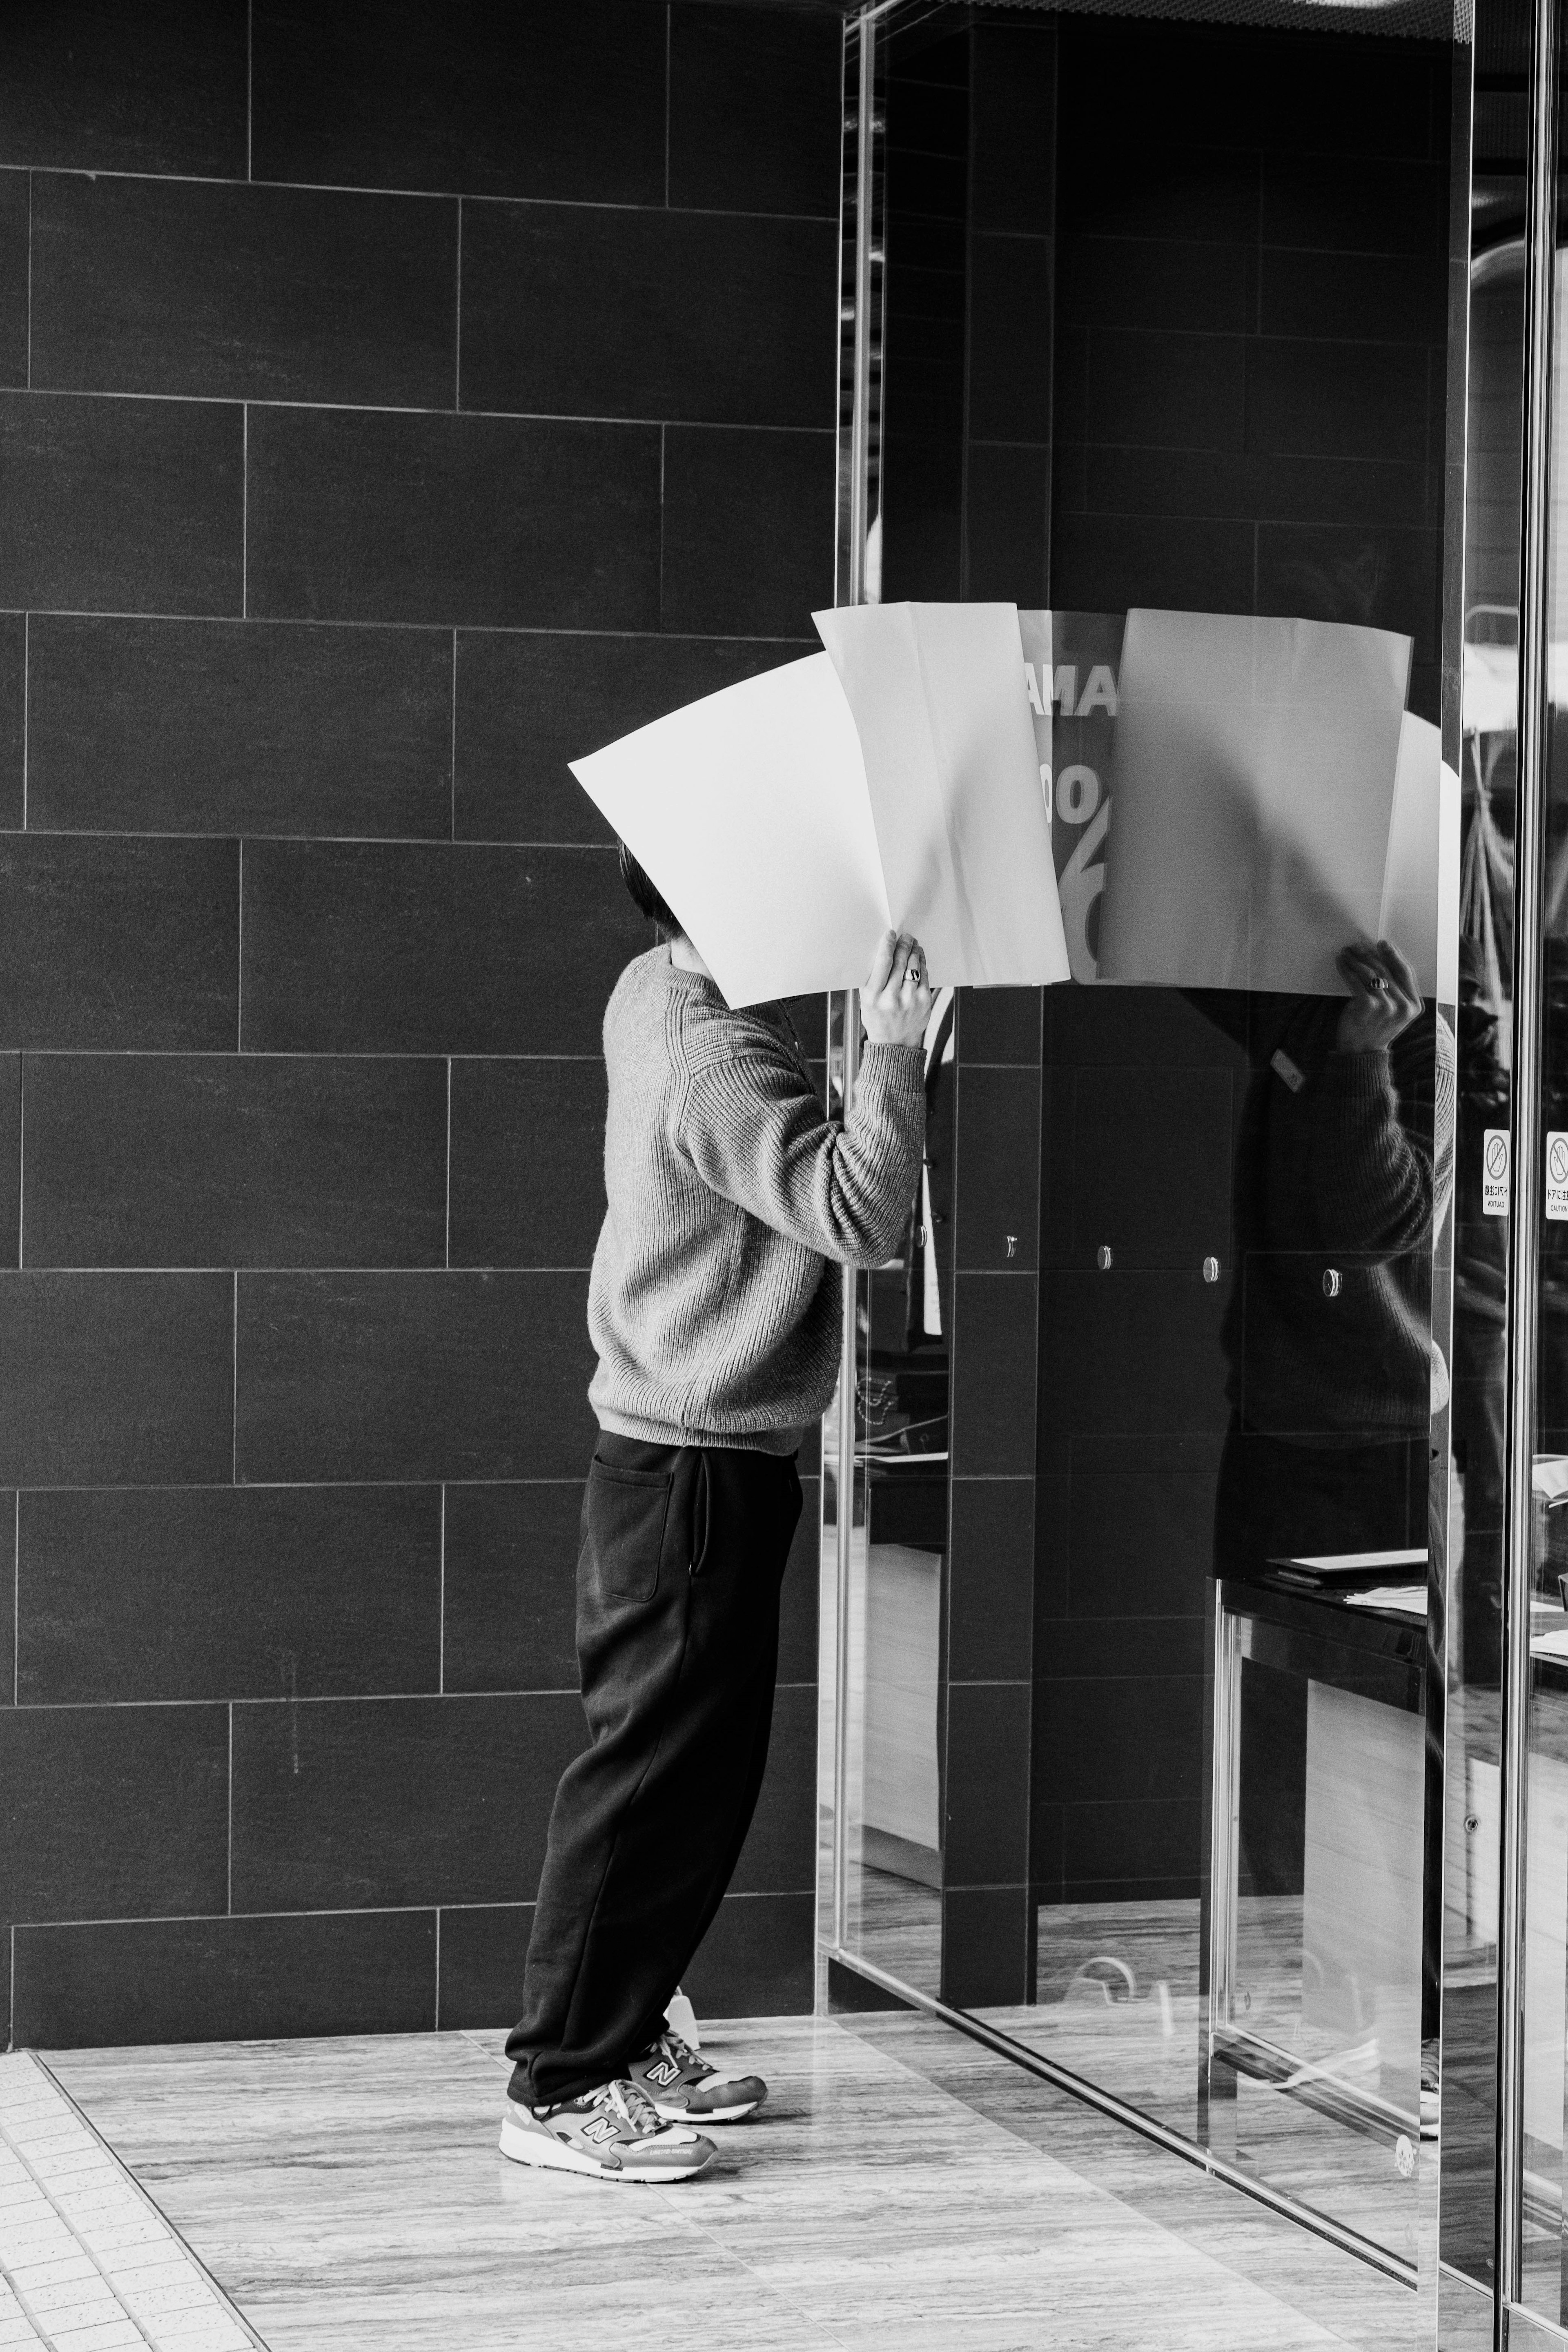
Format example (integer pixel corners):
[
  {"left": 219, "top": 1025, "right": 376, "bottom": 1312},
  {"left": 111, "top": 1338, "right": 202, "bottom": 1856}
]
[
  {"left": 1335, "top": 939, "right": 1422, "bottom": 1053},
  {"left": 861, "top": 929, "right": 933, "bottom": 1049}
]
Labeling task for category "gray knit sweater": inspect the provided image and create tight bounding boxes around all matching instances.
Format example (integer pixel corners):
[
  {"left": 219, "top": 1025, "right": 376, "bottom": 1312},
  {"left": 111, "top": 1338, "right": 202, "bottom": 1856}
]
[{"left": 588, "top": 948, "right": 926, "bottom": 1452}]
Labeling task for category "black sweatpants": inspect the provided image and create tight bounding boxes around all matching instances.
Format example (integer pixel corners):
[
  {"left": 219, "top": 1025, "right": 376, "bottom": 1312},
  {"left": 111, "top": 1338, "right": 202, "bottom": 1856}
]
[{"left": 506, "top": 1433, "right": 802, "bottom": 2108}]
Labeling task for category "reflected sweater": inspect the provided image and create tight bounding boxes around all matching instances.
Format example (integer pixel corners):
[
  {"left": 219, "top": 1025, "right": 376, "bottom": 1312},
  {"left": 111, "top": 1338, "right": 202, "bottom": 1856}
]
[
  {"left": 1225, "top": 1006, "right": 1457, "bottom": 1439},
  {"left": 588, "top": 949, "right": 926, "bottom": 1452}
]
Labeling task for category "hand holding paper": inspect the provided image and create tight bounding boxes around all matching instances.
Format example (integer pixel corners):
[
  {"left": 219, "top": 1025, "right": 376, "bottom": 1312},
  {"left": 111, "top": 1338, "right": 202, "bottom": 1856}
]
[
  {"left": 861, "top": 928, "right": 936, "bottom": 1049},
  {"left": 1335, "top": 939, "right": 1424, "bottom": 1052}
]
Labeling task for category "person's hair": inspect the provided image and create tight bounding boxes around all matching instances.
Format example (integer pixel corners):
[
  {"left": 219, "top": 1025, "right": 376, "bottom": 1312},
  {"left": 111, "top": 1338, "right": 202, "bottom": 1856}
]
[{"left": 618, "top": 840, "right": 680, "bottom": 935}]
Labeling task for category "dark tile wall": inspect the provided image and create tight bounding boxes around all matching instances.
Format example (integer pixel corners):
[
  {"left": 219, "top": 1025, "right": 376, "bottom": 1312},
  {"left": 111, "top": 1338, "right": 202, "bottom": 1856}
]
[
  {"left": 942, "top": 991, "right": 1044, "bottom": 2010},
  {"left": 0, "top": 0, "right": 842, "bottom": 2049},
  {"left": 1051, "top": 19, "right": 1452, "bottom": 724}
]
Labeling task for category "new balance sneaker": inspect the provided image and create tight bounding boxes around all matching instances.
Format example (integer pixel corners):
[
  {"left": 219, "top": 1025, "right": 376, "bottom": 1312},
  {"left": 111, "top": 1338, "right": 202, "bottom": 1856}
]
[
  {"left": 628, "top": 2029, "right": 767, "bottom": 2123},
  {"left": 498, "top": 2076, "right": 716, "bottom": 2183}
]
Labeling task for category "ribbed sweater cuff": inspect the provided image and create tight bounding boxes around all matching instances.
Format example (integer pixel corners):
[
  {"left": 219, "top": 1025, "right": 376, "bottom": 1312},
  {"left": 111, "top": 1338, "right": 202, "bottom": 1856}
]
[
  {"left": 1322, "top": 1047, "right": 1394, "bottom": 1104},
  {"left": 858, "top": 1040, "right": 926, "bottom": 1092}
]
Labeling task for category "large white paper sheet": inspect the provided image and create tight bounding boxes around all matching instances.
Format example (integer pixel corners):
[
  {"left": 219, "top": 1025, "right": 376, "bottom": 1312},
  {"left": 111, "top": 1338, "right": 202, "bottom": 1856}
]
[
  {"left": 1378, "top": 712, "right": 1460, "bottom": 1001},
  {"left": 1437, "top": 757, "right": 1460, "bottom": 1007},
  {"left": 568, "top": 653, "right": 890, "bottom": 1008},
  {"left": 814, "top": 601, "right": 1070, "bottom": 987},
  {"left": 1098, "top": 609, "right": 1412, "bottom": 995}
]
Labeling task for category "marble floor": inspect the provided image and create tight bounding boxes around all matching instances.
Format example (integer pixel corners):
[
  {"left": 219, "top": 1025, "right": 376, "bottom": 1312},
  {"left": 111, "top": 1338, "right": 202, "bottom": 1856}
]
[
  {"left": 34, "top": 2011, "right": 1418, "bottom": 2352},
  {"left": 848, "top": 1870, "right": 1425, "bottom": 2273}
]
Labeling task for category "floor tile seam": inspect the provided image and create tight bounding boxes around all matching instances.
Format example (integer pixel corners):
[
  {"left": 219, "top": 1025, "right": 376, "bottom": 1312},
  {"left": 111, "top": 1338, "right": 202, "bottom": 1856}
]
[
  {"left": 0, "top": 2098, "right": 147, "bottom": 2352},
  {"left": 0, "top": 2274, "right": 47, "bottom": 2350},
  {"left": 20, "top": 2059, "right": 269, "bottom": 2352},
  {"left": 822, "top": 2025, "right": 1354, "bottom": 2334},
  {"left": 0, "top": 2060, "right": 156, "bottom": 2345},
  {"left": 638, "top": 2189, "right": 861, "bottom": 2352},
  {"left": 455, "top": 2030, "right": 511, "bottom": 2071},
  {"left": 56, "top": 2029, "right": 497, "bottom": 2074}
]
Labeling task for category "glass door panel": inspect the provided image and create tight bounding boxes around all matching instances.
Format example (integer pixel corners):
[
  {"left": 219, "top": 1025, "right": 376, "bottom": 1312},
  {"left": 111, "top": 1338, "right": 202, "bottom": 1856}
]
[
  {"left": 1517, "top": 125, "right": 1568, "bottom": 2336},
  {"left": 824, "top": 0, "right": 1477, "bottom": 2314}
]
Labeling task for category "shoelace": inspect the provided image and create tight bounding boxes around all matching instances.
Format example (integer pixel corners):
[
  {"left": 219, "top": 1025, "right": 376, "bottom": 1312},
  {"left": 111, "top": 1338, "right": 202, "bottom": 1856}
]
[
  {"left": 590, "top": 2076, "right": 664, "bottom": 2135},
  {"left": 649, "top": 2029, "right": 711, "bottom": 2081}
]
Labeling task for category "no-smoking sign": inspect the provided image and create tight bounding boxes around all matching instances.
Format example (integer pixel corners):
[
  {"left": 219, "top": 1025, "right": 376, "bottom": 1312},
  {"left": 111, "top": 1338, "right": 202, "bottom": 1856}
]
[
  {"left": 1548, "top": 1132, "right": 1568, "bottom": 1223},
  {"left": 1483, "top": 1129, "right": 1510, "bottom": 1217}
]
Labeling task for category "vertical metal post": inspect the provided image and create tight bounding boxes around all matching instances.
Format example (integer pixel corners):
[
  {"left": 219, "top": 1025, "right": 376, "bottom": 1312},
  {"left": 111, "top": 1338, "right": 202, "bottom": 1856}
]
[
  {"left": 1495, "top": 0, "right": 1557, "bottom": 2310},
  {"left": 847, "top": 18, "right": 875, "bottom": 615},
  {"left": 831, "top": 11, "right": 876, "bottom": 1956},
  {"left": 1205, "top": 1594, "right": 1242, "bottom": 2063}
]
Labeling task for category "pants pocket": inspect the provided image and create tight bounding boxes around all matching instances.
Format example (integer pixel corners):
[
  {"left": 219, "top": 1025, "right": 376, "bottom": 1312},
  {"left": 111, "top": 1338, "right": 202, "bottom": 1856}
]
[{"left": 586, "top": 1460, "right": 674, "bottom": 1602}]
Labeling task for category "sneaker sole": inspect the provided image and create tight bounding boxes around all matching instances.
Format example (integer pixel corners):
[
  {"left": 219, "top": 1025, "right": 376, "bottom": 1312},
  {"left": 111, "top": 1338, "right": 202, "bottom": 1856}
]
[
  {"left": 650, "top": 2096, "right": 763, "bottom": 2124},
  {"left": 498, "top": 2115, "right": 714, "bottom": 2184}
]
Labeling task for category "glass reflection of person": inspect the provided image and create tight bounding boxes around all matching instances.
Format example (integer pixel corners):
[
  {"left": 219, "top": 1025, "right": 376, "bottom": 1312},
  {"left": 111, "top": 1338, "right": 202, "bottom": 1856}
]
[
  {"left": 1217, "top": 939, "right": 1454, "bottom": 1575},
  {"left": 1449, "top": 932, "right": 1508, "bottom": 1687},
  {"left": 499, "top": 846, "right": 930, "bottom": 2184},
  {"left": 1214, "top": 939, "right": 1455, "bottom": 1896}
]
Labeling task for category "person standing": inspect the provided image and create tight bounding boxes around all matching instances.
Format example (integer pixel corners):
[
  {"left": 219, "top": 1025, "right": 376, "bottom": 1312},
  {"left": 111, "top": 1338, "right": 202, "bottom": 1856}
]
[{"left": 500, "top": 846, "right": 931, "bottom": 2183}]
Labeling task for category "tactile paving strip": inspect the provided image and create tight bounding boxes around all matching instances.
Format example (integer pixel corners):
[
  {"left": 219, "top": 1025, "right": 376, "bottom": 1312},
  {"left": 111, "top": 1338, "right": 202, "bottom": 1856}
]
[{"left": 0, "top": 2051, "right": 264, "bottom": 2352}]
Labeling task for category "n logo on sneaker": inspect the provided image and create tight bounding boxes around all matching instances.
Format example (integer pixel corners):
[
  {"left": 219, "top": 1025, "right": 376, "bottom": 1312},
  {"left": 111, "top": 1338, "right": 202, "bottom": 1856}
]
[
  {"left": 582, "top": 2116, "right": 620, "bottom": 2145},
  {"left": 646, "top": 2059, "right": 682, "bottom": 2086}
]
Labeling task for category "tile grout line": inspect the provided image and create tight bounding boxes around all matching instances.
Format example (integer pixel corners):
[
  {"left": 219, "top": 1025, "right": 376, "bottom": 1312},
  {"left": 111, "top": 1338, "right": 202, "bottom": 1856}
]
[
  {"left": 0, "top": 1260, "right": 596, "bottom": 1274},
  {"left": 5, "top": 155, "right": 853, "bottom": 222},
  {"left": 0, "top": 383, "right": 848, "bottom": 430},
  {"left": 25, "top": 2050, "right": 272, "bottom": 2349},
  {"left": 0, "top": 156, "right": 1425, "bottom": 238},
  {"left": 3, "top": 1472, "right": 592, "bottom": 1490},
  {"left": 658, "top": 423, "right": 666, "bottom": 626},
  {"left": 0, "top": 1675, "right": 816, "bottom": 1713},
  {"left": 0, "top": 2080, "right": 157, "bottom": 2351},
  {"left": 0, "top": 606, "right": 822, "bottom": 643},
  {"left": 10, "top": 1882, "right": 810, "bottom": 1931}
]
